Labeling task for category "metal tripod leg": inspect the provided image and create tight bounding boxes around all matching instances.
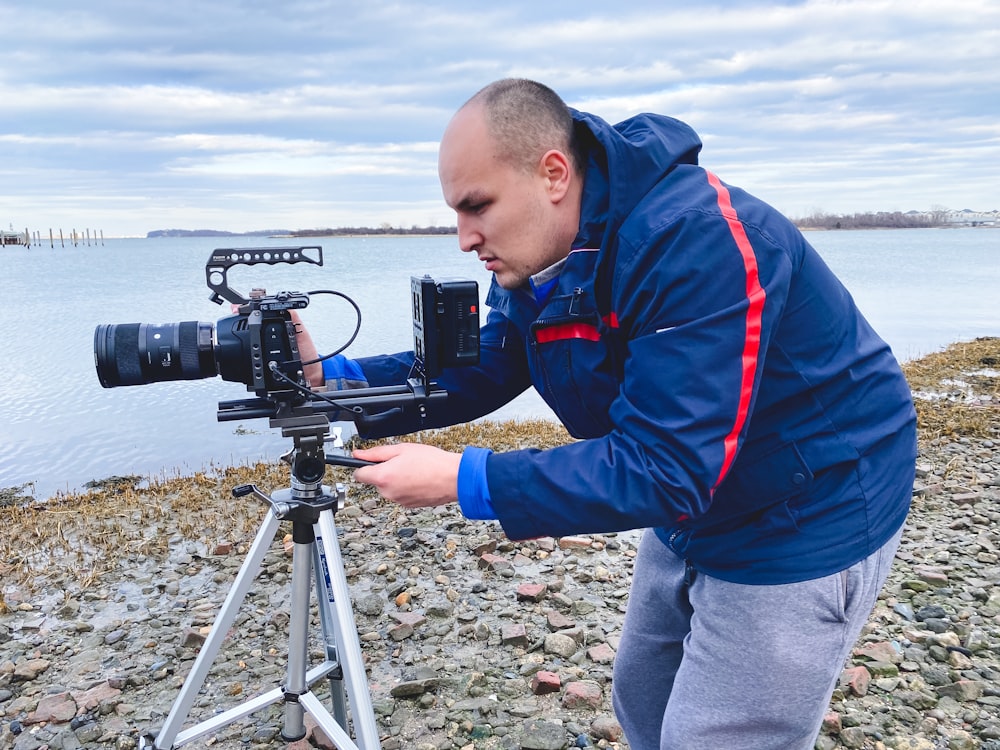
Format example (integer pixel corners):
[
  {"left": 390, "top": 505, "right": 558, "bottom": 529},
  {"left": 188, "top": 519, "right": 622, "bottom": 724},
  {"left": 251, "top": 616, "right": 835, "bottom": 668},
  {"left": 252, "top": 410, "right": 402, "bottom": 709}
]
[
  {"left": 151, "top": 508, "right": 282, "bottom": 748},
  {"left": 312, "top": 509, "right": 381, "bottom": 745},
  {"left": 312, "top": 534, "right": 349, "bottom": 727},
  {"left": 146, "top": 504, "right": 381, "bottom": 750}
]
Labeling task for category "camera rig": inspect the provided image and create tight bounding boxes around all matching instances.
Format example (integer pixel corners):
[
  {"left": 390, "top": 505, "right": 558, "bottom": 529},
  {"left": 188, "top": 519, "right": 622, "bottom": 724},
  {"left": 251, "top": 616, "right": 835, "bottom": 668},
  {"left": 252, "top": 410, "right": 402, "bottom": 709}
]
[
  {"left": 207, "top": 246, "right": 480, "bottom": 431},
  {"left": 95, "top": 245, "right": 480, "bottom": 433}
]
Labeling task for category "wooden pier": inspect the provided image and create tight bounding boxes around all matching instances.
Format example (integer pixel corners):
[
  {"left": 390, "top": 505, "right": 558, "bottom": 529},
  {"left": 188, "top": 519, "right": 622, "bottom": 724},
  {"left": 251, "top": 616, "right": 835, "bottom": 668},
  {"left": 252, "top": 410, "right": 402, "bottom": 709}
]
[{"left": 2, "top": 228, "right": 105, "bottom": 247}]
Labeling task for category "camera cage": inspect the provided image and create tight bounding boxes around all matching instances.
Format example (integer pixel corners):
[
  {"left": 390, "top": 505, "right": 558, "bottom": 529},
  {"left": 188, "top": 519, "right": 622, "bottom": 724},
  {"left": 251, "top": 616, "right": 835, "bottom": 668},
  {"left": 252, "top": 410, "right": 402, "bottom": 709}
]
[{"left": 209, "top": 246, "right": 479, "bottom": 433}]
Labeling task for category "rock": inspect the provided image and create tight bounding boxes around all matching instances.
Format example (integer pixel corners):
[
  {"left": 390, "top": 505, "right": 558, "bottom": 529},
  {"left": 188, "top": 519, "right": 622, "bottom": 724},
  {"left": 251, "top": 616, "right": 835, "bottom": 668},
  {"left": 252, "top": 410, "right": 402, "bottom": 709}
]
[
  {"left": 26, "top": 692, "right": 77, "bottom": 724},
  {"left": 586, "top": 643, "right": 615, "bottom": 664},
  {"left": 840, "top": 666, "right": 871, "bottom": 697},
  {"left": 855, "top": 641, "right": 902, "bottom": 664},
  {"left": 840, "top": 726, "right": 866, "bottom": 748},
  {"left": 530, "top": 670, "right": 561, "bottom": 695},
  {"left": 562, "top": 680, "right": 603, "bottom": 710},
  {"left": 519, "top": 719, "right": 569, "bottom": 750},
  {"left": 12, "top": 658, "right": 51, "bottom": 681},
  {"left": 590, "top": 715, "right": 622, "bottom": 742},
  {"left": 546, "top": 610, "right": 576, "bottom": 630},
  {"left": 517, "top": 582, "right": 548, "bottom": 602},
  {"left": 501, "top": 622, "right": 529, "bottom": 647},
  {"left": 937, "top": 681, "right": 985, "bottom": 702},
  {"left": 544, "top": 633, "right": 579, "bottom": 659}
]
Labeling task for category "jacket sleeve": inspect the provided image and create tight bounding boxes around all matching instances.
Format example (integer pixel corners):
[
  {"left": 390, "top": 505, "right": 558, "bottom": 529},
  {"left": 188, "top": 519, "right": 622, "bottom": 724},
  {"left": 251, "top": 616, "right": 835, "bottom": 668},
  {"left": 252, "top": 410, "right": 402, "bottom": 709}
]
[
  {"left": 351, "top": 307, "right": 533, "bottom": 438},
  {"left": 485, "top": 182, "right": 795, "bottom": 540}
]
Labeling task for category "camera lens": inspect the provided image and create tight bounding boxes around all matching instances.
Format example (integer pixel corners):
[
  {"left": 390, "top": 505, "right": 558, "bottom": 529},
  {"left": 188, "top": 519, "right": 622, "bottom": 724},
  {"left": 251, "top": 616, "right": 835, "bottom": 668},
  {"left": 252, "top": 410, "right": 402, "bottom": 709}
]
[{"left": 94, "top": 322, "right": 217, "bottom": 388}]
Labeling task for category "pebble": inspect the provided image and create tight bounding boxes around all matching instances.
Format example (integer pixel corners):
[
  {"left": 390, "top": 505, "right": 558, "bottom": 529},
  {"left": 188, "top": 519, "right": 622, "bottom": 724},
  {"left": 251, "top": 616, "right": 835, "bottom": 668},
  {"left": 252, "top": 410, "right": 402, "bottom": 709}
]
[{"left": 2, "top": 429, "right": 999, "bottom": 749}]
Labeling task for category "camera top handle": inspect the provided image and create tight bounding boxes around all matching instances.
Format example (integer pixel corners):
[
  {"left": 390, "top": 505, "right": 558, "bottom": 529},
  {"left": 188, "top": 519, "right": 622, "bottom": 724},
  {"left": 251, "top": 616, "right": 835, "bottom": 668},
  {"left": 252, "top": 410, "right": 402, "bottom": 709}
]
[{"left": 207, "top": 245, "right": 323, "bottom": 306}]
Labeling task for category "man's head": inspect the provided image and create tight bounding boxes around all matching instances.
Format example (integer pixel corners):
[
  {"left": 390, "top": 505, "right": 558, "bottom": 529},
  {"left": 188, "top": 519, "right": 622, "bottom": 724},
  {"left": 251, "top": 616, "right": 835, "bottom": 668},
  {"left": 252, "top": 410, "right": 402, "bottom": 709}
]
[{"left": 438, "top": 79, "right": 583, "bottom": 289}]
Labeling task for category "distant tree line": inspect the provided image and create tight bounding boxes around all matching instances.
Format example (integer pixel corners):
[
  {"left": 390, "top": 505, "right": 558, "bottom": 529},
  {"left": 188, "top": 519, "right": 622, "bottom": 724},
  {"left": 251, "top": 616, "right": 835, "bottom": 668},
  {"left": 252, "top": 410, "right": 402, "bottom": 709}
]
[
  {"left": 290, "top": 224, "right": 457, "bottom": 237},
  {"left": 147, "top": 228, "right": 289, "bottom": 238},
  {"left": 791, "top": 210, "right": 949, "bottom": 230},
  {"left": 147, "top": 225, "right": 458, "bottom": 239}
]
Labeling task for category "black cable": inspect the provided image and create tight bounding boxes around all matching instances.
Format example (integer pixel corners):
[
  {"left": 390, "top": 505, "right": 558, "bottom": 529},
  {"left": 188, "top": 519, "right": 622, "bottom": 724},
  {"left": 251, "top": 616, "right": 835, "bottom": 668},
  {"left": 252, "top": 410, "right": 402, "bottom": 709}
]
[
  {"left": 266, "top": 362, "right": 366, "bottom": 415},
  {"left": 298, "top": 289, "right": 362, "bottom": 366}
]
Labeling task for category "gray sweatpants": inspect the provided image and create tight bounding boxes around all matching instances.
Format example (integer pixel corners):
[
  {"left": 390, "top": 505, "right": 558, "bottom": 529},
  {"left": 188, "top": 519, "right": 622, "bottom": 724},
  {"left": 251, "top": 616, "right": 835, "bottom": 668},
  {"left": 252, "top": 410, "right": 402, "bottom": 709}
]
[{"left": 611, "top": 526, "right": 903, "bottom": 750}]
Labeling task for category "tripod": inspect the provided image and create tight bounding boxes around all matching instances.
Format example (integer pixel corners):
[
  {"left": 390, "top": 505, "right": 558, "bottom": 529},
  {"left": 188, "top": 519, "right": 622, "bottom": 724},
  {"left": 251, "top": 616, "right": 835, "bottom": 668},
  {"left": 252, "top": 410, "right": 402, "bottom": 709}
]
[{"left": 144, "top": 415, "right": 382, "bottom": 749}]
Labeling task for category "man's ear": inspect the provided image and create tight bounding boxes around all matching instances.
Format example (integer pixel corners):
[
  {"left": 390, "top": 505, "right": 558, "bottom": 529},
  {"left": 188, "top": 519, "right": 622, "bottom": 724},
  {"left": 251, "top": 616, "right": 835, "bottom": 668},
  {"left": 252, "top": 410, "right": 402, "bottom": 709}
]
[{"left": 538, "top": 149, "right": 572, "bottom": 202}]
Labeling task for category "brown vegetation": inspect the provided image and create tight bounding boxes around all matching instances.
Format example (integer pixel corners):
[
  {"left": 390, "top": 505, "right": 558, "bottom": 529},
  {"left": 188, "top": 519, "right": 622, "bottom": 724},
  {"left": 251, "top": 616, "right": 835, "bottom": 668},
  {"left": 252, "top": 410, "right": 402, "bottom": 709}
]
[{"left": 901, "top": 336, "right": 1000, "bottom": 440}]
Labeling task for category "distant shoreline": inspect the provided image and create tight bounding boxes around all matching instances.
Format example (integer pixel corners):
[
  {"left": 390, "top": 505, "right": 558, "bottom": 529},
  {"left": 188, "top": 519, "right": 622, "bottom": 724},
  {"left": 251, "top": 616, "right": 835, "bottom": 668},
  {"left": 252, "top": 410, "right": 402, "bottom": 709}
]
[
  {"left": 146, "top": 227, "right": 458, "bottom": 239},
  {"left": 798, "top": 224, "right": 1000, "bottom": 231}
]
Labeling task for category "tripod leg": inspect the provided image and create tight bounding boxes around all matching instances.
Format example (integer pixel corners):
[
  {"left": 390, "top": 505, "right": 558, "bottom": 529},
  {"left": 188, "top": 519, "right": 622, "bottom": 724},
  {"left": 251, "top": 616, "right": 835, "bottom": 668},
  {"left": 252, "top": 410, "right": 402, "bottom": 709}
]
[
  {"left": 312, "top": 540, "right": 350, "bottom": 726},
  {"left": 314, "top": 509, "right": 382, "bottom": 748},
  {"left": 152, "top": 510, "right": 282, "bottom": 749},
  {"left": 281, "top": 522, "right": 315, "bottom": 741}
]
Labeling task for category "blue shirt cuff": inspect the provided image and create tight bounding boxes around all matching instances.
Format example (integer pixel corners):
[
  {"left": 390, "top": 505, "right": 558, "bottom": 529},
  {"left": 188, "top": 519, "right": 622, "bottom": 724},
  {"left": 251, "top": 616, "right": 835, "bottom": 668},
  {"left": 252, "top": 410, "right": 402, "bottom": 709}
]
[
  {"left": 457, "top": 447, "right": 497, "bottom": 520},
  {"left": 321, "top": 355, "right": 365, "bottom": 382}
]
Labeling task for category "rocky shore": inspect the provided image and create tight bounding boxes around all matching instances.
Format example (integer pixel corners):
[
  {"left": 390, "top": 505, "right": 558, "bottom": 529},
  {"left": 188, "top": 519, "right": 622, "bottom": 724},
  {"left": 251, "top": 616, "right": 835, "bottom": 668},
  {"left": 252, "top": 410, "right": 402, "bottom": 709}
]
[{"left": 2, "top": 338, "right": 998, "bottom": 750}]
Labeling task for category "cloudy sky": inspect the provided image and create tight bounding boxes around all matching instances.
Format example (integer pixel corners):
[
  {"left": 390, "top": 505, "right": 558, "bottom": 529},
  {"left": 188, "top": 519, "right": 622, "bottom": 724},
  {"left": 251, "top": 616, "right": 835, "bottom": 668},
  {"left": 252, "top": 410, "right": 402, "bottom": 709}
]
[{"left": 2, "top": 0, "right": 997, "bottom": 237}]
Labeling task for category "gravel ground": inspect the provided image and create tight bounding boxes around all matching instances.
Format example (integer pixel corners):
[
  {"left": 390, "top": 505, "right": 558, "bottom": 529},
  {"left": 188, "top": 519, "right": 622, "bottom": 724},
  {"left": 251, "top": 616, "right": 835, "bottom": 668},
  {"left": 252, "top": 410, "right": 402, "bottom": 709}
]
[{"left": 2, "top": 340, "right": 998, "bottom": 750}]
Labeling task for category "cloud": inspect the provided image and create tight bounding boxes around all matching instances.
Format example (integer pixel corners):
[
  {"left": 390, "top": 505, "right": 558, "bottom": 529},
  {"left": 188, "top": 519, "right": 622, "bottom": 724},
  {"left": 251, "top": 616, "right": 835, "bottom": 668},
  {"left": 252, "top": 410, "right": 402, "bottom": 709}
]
[{"left": 1, "top": 0, "right": 997, "bottom": 235}]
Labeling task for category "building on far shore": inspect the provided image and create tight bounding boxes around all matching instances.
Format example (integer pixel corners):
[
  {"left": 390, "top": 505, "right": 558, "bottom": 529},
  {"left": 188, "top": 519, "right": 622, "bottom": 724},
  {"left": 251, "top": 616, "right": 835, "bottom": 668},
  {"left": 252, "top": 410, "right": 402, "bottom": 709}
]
[{"left": 941, "top": 208, "right": 999, "bottom": 227}]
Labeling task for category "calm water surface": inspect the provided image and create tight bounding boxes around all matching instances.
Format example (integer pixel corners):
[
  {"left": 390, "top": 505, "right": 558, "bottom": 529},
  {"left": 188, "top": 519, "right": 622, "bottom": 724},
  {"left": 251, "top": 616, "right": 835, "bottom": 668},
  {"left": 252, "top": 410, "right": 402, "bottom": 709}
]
[{"left": 1, "top": 229, "right": 996, "bottom": 500}]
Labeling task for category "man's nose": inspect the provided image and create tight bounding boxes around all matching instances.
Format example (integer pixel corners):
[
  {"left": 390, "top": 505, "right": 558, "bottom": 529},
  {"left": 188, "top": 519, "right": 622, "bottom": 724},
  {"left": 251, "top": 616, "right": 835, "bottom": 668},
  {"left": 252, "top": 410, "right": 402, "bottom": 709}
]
[{"left": 456, "top": 216, "right": 481, "bottom": 253}]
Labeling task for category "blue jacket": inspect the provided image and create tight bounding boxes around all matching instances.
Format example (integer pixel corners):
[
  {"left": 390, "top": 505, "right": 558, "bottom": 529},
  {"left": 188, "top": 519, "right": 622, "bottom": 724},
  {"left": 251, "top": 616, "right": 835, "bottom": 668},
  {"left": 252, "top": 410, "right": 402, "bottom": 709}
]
[{"left": 352, "top": 109, "right": 916, "bottom": 585}]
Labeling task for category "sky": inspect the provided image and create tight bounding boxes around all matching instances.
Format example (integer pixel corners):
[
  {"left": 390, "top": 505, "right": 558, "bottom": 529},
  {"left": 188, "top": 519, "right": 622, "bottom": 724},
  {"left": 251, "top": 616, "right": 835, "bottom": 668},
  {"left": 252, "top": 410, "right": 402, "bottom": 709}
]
[{"left": 2, "top": 0, "right": 998, "bottom": 238}]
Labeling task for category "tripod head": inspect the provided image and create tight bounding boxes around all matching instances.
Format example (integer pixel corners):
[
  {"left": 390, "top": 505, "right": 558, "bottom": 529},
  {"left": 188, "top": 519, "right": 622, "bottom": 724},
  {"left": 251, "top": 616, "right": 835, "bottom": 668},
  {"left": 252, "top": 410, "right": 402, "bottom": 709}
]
[{"left": 232, "top": 411, "right": 346, "bottom": 522}]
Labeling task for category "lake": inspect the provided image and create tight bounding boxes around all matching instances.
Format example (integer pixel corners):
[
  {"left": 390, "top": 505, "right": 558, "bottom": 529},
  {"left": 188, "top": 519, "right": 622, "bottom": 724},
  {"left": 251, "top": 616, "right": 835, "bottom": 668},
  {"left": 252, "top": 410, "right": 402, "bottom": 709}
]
[{"left": 1, "top": 228, "right": 996, "bottom": 500}]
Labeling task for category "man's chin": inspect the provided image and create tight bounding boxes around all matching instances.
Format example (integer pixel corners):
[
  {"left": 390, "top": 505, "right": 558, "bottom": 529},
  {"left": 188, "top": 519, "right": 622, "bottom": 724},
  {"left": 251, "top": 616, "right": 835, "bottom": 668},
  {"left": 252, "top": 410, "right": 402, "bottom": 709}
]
[{"left": 491, "top": 268, "right": 529, "bottom": 290}]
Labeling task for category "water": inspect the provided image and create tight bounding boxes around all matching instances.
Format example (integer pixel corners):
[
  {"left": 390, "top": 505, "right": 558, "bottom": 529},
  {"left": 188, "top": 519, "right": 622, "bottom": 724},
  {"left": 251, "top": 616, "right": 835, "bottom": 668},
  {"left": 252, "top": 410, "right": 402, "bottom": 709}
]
[{"left": 1, "top": 229, "right": 997, "bottom": 500}]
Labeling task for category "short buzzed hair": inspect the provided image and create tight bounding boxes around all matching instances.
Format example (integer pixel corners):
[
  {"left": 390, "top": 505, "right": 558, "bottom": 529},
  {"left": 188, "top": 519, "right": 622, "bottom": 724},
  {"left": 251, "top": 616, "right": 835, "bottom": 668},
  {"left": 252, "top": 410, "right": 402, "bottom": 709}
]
[{"left": 466, "top": 79, "right": 582, "bottom": 175}]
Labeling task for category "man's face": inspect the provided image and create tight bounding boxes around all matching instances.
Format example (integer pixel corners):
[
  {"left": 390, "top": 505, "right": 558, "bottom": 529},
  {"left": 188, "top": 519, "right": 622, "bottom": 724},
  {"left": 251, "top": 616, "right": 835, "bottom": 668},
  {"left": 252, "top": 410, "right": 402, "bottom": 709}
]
[{"left": 438, "top": 105, "right": 573, "bottom": 289}]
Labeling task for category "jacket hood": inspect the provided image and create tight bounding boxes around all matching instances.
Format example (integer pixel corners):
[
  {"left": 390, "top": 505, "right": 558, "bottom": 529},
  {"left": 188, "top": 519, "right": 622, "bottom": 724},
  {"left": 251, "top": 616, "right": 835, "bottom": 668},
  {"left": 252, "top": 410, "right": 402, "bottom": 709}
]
[{"left": 571, "top": 108, "right": 702, "bottom": 250}]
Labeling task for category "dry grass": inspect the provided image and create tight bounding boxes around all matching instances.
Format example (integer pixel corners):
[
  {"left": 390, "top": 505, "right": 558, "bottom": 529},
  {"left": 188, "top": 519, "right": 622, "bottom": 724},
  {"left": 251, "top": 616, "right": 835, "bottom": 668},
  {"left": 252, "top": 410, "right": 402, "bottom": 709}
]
[
  {"left": 0, "top": 462, "right": 292, "bottom": 595},
  {"left": 0, "top": 420, "right": 575, "bottom": 597},
  {"left": 901, "top": 336, "right": 1000, "bottom": 441}
]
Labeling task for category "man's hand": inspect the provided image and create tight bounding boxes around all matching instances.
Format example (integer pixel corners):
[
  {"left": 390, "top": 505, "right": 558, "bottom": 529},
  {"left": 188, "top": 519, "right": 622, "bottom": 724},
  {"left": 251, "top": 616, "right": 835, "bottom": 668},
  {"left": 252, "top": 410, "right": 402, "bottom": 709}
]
[
  {"left": 352, "top": 443, "right": 461, "bottom": 508},
  {"left": 288, "top": 310, "right": 323, "bottom": 388},
  {"left": 230, "top": 307, "right": 323, "bottom": 388}
]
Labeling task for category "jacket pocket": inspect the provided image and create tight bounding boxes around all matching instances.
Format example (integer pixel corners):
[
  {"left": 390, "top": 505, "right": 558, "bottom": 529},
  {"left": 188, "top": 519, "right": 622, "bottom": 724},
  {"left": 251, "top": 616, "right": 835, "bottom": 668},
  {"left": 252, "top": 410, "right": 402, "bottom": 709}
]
[
  {"left": 529, "top": 300, "right": 620, "bottom": 437},
  {"left": 720, "top": 441, "right": 813, "bottom": 504},
  {"left": 705, "top": 441, "right": 814, "bottom": 527}
]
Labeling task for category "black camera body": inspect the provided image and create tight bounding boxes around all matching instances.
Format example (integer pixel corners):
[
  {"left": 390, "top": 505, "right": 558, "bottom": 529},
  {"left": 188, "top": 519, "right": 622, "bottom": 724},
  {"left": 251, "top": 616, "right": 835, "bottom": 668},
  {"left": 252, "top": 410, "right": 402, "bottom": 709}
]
[
  {"left": 222, "top": 290, "right": 309, "bottom": 396},
  {"left": 94, "top": 246, "right": 479, "bottom": 425}
]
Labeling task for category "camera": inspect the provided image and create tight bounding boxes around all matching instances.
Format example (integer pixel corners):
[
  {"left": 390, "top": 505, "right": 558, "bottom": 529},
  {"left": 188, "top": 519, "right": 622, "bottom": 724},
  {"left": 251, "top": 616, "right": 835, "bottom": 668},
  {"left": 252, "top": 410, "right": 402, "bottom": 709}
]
[
  {"left": 95, "top": 247, "right": 322, "bottom": 398},
  {"left": 94, "top": 288, "right": 312, "bottom": 395},
  {"left": 94, "top": 246, "right": 479, "bottom": 427}
]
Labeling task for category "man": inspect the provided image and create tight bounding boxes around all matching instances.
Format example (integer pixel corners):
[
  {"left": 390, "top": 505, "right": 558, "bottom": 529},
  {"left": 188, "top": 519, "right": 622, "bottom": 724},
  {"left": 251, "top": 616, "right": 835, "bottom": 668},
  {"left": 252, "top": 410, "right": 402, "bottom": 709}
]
[{"left": 316, "top": 79, "right": 916, "bottom": 749}]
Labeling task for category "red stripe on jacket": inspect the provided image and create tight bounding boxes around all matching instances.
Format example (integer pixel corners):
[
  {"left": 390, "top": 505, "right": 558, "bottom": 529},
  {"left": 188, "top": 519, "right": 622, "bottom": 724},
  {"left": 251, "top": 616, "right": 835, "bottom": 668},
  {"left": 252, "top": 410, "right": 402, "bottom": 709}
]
[
  {"left": 706, "top": 171, "right": 767, "bottom": 493},
  {"left": 534, "top": 314, "right": 619, "bottom": 344},
  {"left": 536, "top": 323, "right": 601, "bottom": 343}
]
